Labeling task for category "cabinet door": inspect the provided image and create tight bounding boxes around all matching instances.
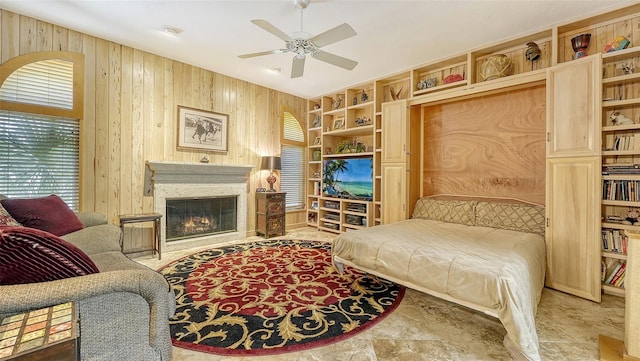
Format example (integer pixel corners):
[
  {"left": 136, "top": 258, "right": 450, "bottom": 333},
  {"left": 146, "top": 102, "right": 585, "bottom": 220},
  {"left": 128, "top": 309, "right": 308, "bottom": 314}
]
[
  {"left": 545, "top": 157, "right": 601, "bottom": 302},
  {"left": 381, "top": 99, "right": 409, "bottom": 163},
  {"left": 546, "top": 55, "right": 601, "bottom": 158},
  {"left": 381, "top": 163, "right": 408, "bottom": 224}
]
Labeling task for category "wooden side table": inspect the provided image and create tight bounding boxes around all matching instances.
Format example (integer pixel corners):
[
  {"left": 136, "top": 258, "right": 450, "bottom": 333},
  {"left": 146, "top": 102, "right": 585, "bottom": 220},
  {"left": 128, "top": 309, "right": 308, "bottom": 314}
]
[
  {"left": 0, "top": 302, "right": 79, "bottom": 360},
  {"left": 119, "top": 213, "right": 162, "bottom": 260},
  {"left": 256, "top": 192, "right": 286, "bottom": 238}
]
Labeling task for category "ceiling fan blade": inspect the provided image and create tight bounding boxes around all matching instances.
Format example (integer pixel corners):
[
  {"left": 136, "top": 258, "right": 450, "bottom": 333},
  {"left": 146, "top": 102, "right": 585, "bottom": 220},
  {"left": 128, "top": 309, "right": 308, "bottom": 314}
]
[
  {"left": 312, "top": 50, "right": 358, "bottom": 70},
  {"left": 238, "top": 49, "right": 285, "bottom": 59},
  {"left": 309, "top": 23, "right": 356, "bottom": 48},
  {"left": 291, "top": 56, "right": 305, "bottom": 78},
  {"left": 251, "top": 19, "right": 293, "bottom": 42}
]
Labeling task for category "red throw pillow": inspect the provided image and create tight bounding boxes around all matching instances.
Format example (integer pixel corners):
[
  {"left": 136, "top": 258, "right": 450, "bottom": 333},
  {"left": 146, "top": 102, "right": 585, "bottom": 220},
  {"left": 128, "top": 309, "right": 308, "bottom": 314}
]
[
  {"left": 0, "top": 226, "right": 99, "bottom": 285},
  {"left": 0, "top": 195, "right": 83, "bottom": 236}
]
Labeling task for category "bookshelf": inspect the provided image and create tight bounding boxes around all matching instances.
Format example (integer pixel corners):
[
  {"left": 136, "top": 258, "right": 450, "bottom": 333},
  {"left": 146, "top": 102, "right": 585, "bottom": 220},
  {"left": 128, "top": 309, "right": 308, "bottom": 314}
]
[{"left": 599, "top": 46, "right": 640, "bottom": 297}]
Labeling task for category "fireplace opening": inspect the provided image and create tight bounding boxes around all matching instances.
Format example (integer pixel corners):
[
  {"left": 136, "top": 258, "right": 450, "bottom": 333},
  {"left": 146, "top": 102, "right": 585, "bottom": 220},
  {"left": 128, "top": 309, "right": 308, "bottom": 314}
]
[{"left": 166, "top": 196, "right": 237, "bottom": 242}]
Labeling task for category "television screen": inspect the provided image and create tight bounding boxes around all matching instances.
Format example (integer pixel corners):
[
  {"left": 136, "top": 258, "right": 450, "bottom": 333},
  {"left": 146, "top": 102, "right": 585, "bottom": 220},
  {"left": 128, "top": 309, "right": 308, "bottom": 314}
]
[{"left": 322, "top": 157, "right": 373, "bottom": 201}]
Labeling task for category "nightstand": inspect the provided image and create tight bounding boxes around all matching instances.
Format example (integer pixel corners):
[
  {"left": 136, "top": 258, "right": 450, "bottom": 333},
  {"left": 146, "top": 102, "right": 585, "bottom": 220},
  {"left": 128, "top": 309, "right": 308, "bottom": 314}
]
[{"left": 256, "top": 192, "right": 286, "bottom": 238}]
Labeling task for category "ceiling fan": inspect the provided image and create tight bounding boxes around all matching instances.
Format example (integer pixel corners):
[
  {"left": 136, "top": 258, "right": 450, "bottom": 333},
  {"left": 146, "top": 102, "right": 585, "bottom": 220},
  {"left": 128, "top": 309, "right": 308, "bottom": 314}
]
[{"left": 238, "top": 0, "right": 358, "bottom": 78}]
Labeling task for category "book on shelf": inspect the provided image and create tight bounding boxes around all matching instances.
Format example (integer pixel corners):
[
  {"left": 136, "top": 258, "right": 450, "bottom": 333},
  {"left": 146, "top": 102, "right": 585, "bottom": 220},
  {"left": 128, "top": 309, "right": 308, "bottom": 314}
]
[
  {"left": 601, "top": 228, "right": 629, "bottom": 253},
  {"left": 609, "top": 262, "right": 626, "bottom": 286},
  {"left": 602, "top": 179, "right": 640, "bottom": 201},
  {"left": 613, "top": 135, "right": 636, "bottom": 151},
  {"left": 613, "top": 269, "right": 626, "bottom": 287},
  {"left": 603, "top": 260, "right": 626, "bottom": 285},
  {"left": 602, "top": 163, "right": 640, "bottom": 175}
]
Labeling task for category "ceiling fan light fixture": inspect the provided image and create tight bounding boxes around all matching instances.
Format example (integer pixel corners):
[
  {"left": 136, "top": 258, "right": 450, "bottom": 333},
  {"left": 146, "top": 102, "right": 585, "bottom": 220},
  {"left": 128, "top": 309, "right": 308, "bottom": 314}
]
[
  {"left": 293, "top": 0, "right": 311, "bottom": 9},
  {"left": 238, "top": 1, "right": 358, "bottom": 78}
]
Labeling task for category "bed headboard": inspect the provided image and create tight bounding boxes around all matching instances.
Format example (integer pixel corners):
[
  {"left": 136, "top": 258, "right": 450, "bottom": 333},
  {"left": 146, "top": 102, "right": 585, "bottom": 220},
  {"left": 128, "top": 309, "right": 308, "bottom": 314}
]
[{"left": 412, "top": 195, "right": 545, "bottom": 237}]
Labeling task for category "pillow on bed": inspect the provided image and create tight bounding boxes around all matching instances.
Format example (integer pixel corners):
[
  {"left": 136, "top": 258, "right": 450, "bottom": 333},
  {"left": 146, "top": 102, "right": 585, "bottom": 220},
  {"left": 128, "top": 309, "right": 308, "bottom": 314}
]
[
  {"left": 411, "top": 198, "right": 476, "bottom": 226},
  {"left": 475, "top": 201, "right": 545, "bottom": 236}
]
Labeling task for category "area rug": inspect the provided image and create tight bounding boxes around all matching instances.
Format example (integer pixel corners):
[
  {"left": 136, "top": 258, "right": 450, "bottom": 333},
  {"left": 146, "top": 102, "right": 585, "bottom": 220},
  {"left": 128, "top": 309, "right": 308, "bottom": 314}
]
[{"left": 158, "top": 239, "right": 404, "bottom": 356}]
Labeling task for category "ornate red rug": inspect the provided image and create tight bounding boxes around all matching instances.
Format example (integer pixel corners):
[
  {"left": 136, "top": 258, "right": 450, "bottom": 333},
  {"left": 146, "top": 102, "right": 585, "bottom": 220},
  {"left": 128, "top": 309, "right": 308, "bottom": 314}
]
[{"left": 158, "top": 239, "right": 404, "bottom": 356}]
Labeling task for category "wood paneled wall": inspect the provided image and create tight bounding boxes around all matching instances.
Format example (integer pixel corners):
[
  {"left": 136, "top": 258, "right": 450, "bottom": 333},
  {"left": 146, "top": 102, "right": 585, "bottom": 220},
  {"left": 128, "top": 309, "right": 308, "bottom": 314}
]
[
  {"left": 0, "top": 10, "right": 308, "bottom": 235},
  {"left": 422, "top": 85, "right": 546, "bottom": 204}
]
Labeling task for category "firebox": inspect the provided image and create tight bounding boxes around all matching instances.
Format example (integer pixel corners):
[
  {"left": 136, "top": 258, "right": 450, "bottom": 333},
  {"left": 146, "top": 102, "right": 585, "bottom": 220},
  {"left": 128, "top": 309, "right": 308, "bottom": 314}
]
[{"left": 165, "top": 196, "right": 237, "bottom": 242}]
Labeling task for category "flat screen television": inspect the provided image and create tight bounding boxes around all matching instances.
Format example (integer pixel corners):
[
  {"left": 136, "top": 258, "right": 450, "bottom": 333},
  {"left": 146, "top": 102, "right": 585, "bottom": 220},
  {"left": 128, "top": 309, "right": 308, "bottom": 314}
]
[{"left": 322, "top": 157, "right": 373, "bottom": 201}]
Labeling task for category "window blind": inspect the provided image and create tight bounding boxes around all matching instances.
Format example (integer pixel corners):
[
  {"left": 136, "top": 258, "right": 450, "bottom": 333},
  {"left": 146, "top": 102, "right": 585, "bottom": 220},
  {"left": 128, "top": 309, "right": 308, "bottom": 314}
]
[
  {"left": 0, "top": 59, "right": 74, "bottom": 109},
  {"left": 281, "top": 111, "right": 306, "bottom": 210},
  {"left": 280, "top": 145, "right": 306, "bottom": 210},
  {"left": 0, "top": 111, "right": 80, "bottom": 209},
  {"left": 283, "top": 112, "right": 305, "bottom": 143}
]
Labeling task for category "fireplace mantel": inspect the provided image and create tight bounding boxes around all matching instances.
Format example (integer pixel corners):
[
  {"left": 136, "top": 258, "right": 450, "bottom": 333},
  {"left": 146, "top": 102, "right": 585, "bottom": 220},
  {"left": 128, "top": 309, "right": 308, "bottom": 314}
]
[
  {"left": 144, "top": 161, "right": 253, "bottom": 196},
  {"left": 143, "top": 161, "right": 254, "bottom": 252}
]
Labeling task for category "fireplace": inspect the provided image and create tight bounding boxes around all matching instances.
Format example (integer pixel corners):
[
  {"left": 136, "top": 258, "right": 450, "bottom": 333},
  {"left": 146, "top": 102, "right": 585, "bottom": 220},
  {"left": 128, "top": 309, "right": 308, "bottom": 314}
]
[
  {"left": 166, "top": 196, "right": 237, "bottom": 242},
  {"left": 144, "top": 161, "right": 253, "bottom": 252}
]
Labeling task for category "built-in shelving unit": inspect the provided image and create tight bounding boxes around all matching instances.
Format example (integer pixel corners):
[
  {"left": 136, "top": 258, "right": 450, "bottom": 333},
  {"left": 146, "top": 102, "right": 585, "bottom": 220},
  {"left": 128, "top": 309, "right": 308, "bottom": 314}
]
[
  {"left": 599, "top": 46, "right": 640, "bottom": 297},
  {"left": 304, "top": 2, "right": 640, "bottom": 271}
]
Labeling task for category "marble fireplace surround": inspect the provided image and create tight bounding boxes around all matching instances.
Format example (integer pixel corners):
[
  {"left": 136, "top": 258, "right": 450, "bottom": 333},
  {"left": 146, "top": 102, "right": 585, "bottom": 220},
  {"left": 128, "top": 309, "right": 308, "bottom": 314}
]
[{"left": 144, "top": 161, "right": 253, "bottom": 253}]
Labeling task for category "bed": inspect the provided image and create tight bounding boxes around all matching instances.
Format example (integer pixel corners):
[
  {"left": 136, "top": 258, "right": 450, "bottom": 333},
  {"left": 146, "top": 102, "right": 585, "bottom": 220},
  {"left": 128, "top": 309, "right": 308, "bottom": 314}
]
[{"left": 331, "top": 196, "right": 546, "bottom": 361}]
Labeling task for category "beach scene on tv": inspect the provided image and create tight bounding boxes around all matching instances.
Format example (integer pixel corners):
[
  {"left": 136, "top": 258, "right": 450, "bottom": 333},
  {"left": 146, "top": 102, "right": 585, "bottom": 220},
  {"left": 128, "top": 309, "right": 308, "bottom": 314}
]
[{"left": 322, "top": 158, "right": 374, "bottom": 201}]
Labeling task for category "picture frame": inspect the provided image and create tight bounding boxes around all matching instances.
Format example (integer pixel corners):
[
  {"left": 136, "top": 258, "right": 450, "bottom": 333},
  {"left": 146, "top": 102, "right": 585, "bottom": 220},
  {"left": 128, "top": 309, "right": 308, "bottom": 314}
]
[
  {"left": 312, "top": 114, "right": 322, "bottom": 128},
  {"left": 177, "top": 105, "right": 229, "bottom": 152},
  {"left": 333, "top": 118, "right": 345, "bottom": 130},
  {"left": 313, "top": 136, "right": 321, "bottom": 145},
  {"left": 311, "top": 201, "right": 319, "bottom": 210}
]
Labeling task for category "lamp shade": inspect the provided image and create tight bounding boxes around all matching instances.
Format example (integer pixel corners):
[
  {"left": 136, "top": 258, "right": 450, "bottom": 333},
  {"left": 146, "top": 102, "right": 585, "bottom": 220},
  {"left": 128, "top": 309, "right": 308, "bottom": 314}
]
[{"left": 260, "top": 156, "right": 281, "bottom": 171}]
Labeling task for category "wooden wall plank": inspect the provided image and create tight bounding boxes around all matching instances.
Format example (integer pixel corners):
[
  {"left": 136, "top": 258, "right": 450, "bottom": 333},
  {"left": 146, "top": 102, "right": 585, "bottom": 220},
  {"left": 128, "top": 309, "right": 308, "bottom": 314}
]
[
  {"left": 36, "top": 21, "right": 52, "bottom": 52},
  {"left": 162, "top": 58, "right": 174, "bottom": 160},
  {"left": 67, "top": 29, "right": 83, "bottom": 53},
  {"left": 52, "top": 25, "right": 68, "bottom": 51},
  {"left": 81, "top": 34, "right": 96, "bottom": 210},
  {"left": 93, "top": 37, "right": 109, "bottom": 216},
  {"left": 108, "top": 42, "right": 122, "bottom": 223},
  {"left": 18, "top": 15, "right": 36, "bottom": 54},
  {"left": 130, "top": 48, "right": 144, "bottom": 215},
  {"left": 120, "top": 46, "right": 133, "bottom": 216},
  {"left": 1, "top": 11, "right": 20, "bottom": 63}
]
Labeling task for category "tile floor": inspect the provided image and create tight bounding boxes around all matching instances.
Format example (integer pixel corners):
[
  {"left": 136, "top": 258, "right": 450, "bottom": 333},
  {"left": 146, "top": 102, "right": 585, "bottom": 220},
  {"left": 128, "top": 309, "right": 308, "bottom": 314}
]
[{"left": 135, "top": 227, "right": 625, "bottom": 361}]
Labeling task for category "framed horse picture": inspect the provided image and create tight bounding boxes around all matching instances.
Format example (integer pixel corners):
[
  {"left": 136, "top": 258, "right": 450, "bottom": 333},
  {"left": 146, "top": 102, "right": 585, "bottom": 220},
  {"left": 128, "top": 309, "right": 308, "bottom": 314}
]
[{"left": 177, "top": 105, "right": 229, "bottom": 152}]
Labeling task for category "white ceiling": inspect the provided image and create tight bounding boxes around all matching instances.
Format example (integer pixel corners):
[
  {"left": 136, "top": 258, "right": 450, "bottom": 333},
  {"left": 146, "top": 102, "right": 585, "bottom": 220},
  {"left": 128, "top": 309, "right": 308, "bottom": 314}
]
[{"left": 0, "top": 0, "right": 633, "bottom": 99}]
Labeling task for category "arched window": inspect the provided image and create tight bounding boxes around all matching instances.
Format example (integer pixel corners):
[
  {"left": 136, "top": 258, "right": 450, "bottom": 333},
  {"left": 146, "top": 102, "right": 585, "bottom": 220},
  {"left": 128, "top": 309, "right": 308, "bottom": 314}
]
[
  {"left": 0, "top": 52, "right": 84, "bottom": 209},
  {"left": 281, "top": 111, "right": 306, "bottom": 210}
]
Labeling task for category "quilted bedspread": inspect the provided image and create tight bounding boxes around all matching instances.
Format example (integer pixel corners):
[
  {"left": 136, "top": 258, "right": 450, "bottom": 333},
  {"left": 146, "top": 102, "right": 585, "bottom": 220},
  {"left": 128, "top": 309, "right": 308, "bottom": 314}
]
[{"left": 331, "top": 218, "right": 546, "bottom": 361}]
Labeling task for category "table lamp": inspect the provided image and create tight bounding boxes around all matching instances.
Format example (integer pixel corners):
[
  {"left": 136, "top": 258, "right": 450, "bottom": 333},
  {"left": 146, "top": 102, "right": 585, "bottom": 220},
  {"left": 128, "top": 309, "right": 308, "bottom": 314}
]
[{"left": 260, "top": 156, "right": 281, "bottom": 192}]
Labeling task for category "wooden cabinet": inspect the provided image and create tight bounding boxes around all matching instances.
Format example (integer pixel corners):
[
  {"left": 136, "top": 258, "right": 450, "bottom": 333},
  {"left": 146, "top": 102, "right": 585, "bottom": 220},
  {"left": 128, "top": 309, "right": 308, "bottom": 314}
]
[
  {"left": 545, "top": 157, "right": 601, "bottom": 302},
  {"left": 380, "top": 100, "right": 420, "bottom": 223},
  {"left": 256, "top": 192, "right": 286, "bottom": 238},
  {"left": 381, "top": 99, "right": 408, "bottom": 163},
  {"left": 381, "top": 163, "right": 407, "bottom": 224},
  {"left": 546, "top": 55, "right": 601, "bottom": 158},
  {"left": 545, "top": 54, "right": 602, "bottom": 302}
]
